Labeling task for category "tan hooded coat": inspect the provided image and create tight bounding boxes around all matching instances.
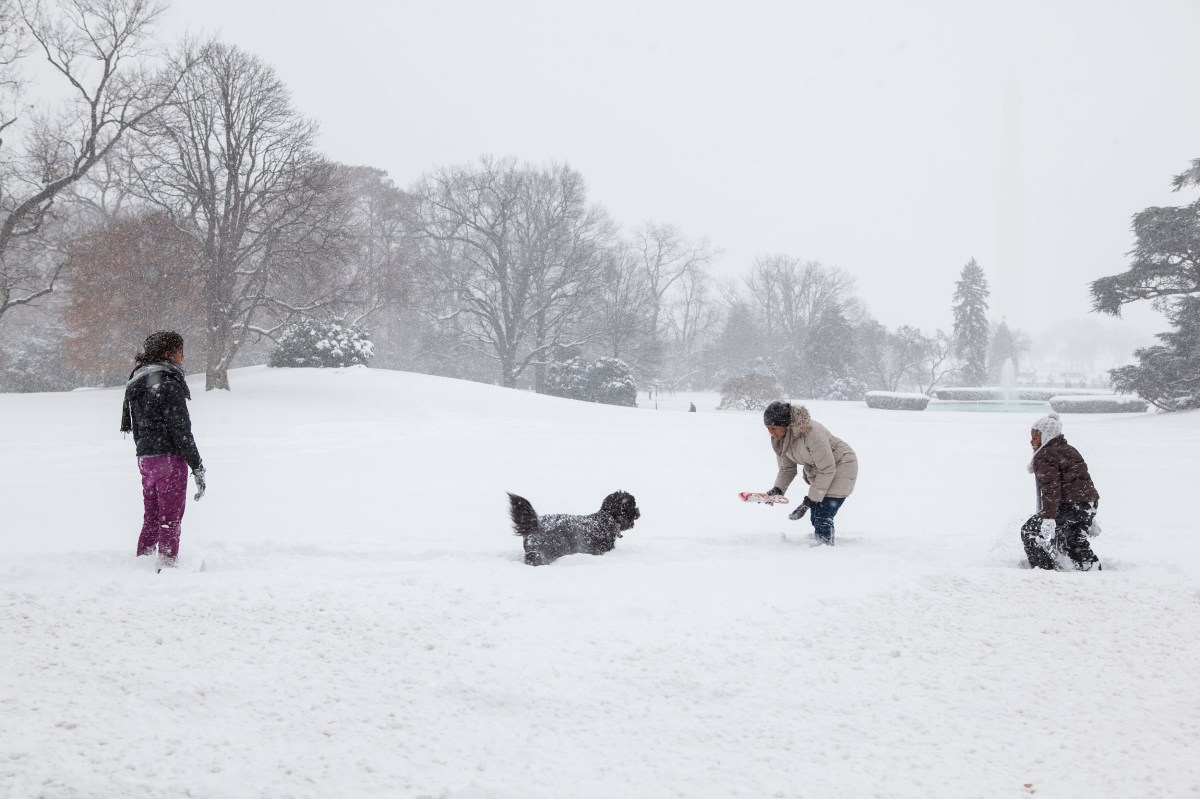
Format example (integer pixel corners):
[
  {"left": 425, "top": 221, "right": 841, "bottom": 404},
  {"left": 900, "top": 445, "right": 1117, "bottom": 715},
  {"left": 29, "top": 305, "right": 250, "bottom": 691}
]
[{"left": 770, "top": 404, "right": 858, "bottom": 502}]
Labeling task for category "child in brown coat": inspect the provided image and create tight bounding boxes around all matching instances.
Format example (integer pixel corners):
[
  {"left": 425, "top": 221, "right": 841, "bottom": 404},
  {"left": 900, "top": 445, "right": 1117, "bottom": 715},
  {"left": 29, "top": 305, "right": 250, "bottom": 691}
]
[{"left": 1021, "top": 413, "right": 1102, "bottom": 571}]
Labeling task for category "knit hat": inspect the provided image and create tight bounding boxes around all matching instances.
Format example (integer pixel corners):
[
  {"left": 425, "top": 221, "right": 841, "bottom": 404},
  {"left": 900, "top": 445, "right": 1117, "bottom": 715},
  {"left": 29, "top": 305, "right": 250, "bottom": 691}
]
[
  {"left": 1032, "top": 412, "right": 1062, "bottom": 444},
  {"left": 763, "top": 400, "right": 792, "bottom": 427}
]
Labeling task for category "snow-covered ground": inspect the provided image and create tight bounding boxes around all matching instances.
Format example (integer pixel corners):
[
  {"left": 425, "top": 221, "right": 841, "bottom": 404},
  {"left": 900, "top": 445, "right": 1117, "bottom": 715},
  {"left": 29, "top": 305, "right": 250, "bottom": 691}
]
[{"left": 2, "top": 366, "right": 1198, "bottom": 799}]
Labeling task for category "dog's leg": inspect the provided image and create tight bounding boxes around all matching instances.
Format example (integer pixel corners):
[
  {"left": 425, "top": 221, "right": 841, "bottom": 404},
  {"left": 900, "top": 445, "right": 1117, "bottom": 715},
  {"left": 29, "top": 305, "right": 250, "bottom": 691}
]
[{"left": 525, "top": 549, "right": 549, "bottom": 566}]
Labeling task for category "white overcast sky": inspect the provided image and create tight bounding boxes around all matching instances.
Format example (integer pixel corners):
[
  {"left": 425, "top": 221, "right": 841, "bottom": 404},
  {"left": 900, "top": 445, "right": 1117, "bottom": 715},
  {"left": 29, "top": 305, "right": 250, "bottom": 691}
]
[{"left": 164, "top": 0, "right": 1200, "bottom": 338}]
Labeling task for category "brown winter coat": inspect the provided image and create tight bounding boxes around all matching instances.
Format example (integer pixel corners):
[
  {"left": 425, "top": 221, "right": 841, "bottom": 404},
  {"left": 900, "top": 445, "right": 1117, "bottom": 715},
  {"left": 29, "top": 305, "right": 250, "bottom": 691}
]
[
  {"left": 771, "top": 404, "right": 858, "bottom": 502},
  {"left": 1031, "top": 435, "right": 1099, "bottom": 520}
]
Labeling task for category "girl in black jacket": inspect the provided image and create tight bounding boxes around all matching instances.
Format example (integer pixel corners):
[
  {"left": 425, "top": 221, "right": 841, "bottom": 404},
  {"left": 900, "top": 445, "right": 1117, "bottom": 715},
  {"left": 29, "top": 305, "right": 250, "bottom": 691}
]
[{"left": 120, "top": 331, "right": 205, "bottom": 569}]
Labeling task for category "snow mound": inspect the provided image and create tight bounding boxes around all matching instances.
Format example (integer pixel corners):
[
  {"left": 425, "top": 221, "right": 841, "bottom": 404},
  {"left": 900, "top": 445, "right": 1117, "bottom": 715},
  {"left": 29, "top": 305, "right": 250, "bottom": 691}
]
[{"left": 2, "top": 367, "right": 1198, "bottom": 797}]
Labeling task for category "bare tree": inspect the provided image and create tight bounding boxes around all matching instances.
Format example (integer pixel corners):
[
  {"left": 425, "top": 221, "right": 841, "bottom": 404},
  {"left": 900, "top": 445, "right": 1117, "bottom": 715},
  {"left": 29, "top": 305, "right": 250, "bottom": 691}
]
[
  {"left": 663, "top": 264, "right": 717, "bottom": 390},
  {"left": 131, "top": 42, "right": 352, "bottom": 390},
  {"left": 0, "top": 1, "right": 27, "bottom": 140},
  {"left": 516, "top": 164, "right": 613, "bottom": 391},
  {"left": 60, "top": 210, "right": 205, "bottom": 381},
  {"left": 410, "top": 156, "right": 611, "bottom": 389},
  {"left": 0, "top": 0, "right": 180, "bottom": 322},
  {"left": 628, "top": 222, "right": 716, "bottom": 372},
  {"left": 859, "top": 323, "right": 932, "bottom": 392},
  {"left": 338, "top": 165, "right": 415, "bottom": 326},
  {"left": 913, "top": 328, "right": 955, "bottom": 395},
  {"left": 590, "top": 242, "right": 655, "bottom": 366},
  {"left": 743, "top": 255, "right": 860, "bottom": 347},
  {"left": 864, "top": 319, "right": 955, "bottom": 391}
]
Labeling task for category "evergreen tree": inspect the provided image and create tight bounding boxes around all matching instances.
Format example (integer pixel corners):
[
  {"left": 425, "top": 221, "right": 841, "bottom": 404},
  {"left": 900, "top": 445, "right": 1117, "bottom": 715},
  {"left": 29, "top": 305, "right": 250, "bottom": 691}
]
[
  {"left": 797, "top": 305, "right": 858, "bottom": 398},
  {"left": 952, "top": 259, "right": 990, "bottom": 386},
  {"left": 1092, "top": 158, "right": 1200, "bottom": 411},
  {"left": 545, "top": 354, "right": 638, "bottom": 407},
  {"left": 586, "top": 357, "right": 638, "bottom": 407},
  {"left": 704, "top": 303, "right": 766, "bottom": 384},
  {"left": 1109, "top": 297, "right": 1200, "bottom": 411},
  {"left": 268, "top": 321, "right": 374, "bottom": 368},
  {"left": 1090, "top": 158, "right": 1200, "bottom": 316},
  {"left": 545, "top": 356, "right": 592, "bottom": 400},
  {"left": 987, "top": 320, "right": 1019, "bottom": 382}
]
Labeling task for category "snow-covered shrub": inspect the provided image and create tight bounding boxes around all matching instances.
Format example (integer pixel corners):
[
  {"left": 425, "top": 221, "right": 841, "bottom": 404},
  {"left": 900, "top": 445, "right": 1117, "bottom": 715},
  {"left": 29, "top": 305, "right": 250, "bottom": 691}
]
[
  {"left": 545, "top": 356, "right": 637, "bottom": 407},
  {"left": 864, "top": 391, "right": 930, "bottom": 411},
  {"left": 587, "top": 357, "right": 637, "bottom": 407},
  {"left": 717, "top": 373, "right": 783, "bottom": 411},
  {"left": 545, "top": 356, "right": 591, "bottom": 399},
  {"left": 0, "top": 326, "right": 82, "bottom": 392},
  {"left": 268, "top": 320, "right": 373, "bottom": 368},
  {"left": 1016, "top": 389, "right": 1061, "bottom": 401},
  {"left": 932, "top": 388, "right": 1000, "bottom": 401},
  {"left": 933, "top": 387, "right": 1100, "bottom": 402},
  {"left": 1048, "top": 395, "right": 1149, "bottom": 414},
  {"left": 823, "top": 376, "right": 869, "bottom": 402}
]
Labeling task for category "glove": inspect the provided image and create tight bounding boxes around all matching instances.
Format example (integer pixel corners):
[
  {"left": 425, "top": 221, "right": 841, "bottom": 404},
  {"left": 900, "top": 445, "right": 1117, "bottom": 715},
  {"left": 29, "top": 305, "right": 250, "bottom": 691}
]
[
  {"left": 789, "top": 496, "right": 816, "bottom": 521},
  {"left": 1038, "top": 517, "right": 1056, "bottom": 543},
  {"left": 193, "top": 468, "right": 206, "bottom": 501},
  {"left": 766, "top": 486, "right": 784, "bottom": 496},
  {"left": 1087, "top": 517, "right": 1102, "bottom": 538}
]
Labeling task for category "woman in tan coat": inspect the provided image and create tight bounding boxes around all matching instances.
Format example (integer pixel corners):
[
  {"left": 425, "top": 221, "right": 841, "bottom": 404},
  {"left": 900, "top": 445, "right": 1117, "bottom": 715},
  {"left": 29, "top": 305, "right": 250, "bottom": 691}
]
[{"left": 763, "top": 400, "right": 858, "bottom": 545}]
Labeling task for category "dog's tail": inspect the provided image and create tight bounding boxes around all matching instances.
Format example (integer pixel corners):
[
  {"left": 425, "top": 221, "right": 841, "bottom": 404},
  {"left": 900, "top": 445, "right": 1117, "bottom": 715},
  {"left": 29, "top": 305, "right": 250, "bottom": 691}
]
[{"left": 508, "top": 493, "right": 540, "bottom": 538}]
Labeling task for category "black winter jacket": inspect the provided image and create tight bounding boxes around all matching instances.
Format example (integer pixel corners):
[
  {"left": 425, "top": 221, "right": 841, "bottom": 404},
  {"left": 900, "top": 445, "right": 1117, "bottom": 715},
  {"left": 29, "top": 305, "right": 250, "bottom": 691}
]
[{"left": 120, "top": 362, "right": 203, "bottom": 472}]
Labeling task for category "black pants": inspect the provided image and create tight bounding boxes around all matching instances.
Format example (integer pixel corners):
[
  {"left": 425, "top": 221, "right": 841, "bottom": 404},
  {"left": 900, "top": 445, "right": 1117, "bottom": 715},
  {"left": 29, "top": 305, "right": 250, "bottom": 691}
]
[{"left": 1021, "top": 502, "right": 1100, "bottom": 571}]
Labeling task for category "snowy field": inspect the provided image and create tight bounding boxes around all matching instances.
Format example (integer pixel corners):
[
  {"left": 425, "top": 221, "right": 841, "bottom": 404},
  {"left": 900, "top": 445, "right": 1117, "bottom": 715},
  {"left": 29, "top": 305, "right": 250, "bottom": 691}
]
[{"left": 2, "top": 366, "right": 1199, "bottom": 799}]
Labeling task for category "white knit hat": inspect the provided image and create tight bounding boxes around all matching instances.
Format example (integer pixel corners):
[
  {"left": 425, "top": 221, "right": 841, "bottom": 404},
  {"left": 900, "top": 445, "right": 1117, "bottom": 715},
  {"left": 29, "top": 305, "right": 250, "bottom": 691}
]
[{"left": 1032, "top": 412, "right": 1062, "bottom": 444}]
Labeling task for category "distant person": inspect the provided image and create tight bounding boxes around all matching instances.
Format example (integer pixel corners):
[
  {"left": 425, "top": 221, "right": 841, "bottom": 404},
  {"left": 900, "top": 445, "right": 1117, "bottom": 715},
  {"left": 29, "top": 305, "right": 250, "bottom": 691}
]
[
  {"left": 120, "top": 331, "right": 205, "bottom": 570},
  {"left": 762, "top": 400, "right": 858, "bottom": 545},
  {"left": 1021, "top": 413, "right": 1101, "bottom": 571}
]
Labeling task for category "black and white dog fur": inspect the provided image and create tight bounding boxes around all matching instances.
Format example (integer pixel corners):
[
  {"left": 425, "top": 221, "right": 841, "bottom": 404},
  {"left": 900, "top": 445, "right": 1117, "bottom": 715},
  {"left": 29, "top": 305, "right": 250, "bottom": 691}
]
[{"left": 508, "top": 491, "right": 641, "bottom": 566}]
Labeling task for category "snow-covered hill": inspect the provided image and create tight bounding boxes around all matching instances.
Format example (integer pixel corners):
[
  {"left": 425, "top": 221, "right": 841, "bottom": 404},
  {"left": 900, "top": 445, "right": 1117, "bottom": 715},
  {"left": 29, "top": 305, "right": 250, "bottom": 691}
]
[{"left": 2, "top": 366, "right": 1198, "bottom": 798}]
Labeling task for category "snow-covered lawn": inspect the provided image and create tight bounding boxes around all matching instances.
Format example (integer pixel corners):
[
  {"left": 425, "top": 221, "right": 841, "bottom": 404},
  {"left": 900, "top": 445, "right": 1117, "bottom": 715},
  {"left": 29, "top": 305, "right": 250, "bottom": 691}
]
[{"left": 2, "top": 367, "right": 1198, "bottom": 798}]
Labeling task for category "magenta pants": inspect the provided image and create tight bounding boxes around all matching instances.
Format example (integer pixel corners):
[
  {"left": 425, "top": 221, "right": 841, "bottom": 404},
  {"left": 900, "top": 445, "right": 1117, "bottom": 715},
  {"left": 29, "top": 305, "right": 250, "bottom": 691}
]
[{"left": 137, "top": 454, "right": 188, "bottom": 559}]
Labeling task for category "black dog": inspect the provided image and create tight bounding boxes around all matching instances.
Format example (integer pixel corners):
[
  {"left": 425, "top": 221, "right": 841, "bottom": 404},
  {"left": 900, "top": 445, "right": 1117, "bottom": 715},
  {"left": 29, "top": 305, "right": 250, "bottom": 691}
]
[{"left": 508, "top": 491, "right": 641, "bottom": 566}]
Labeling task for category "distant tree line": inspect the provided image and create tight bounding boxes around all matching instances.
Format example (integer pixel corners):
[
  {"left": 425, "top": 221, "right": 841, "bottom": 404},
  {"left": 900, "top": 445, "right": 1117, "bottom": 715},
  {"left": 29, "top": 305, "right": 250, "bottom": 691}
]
[{"left": 0, "top": 0, "right": 1040, "bottom": 401}]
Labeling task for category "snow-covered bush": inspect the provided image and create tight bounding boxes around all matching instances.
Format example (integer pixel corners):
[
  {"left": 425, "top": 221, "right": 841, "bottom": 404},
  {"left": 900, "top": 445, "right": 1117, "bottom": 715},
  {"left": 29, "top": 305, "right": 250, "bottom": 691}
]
[
  {"left": 933, "top": 387, "right": 1100, "bottom": 402},
  {"left": 545, "top": 356, "right": 637, "bottom": 407},
  {"left": 864, "top": 391, "right": 930, "bottom": 411},
  {"left": 587, "top": 357, "right": 637, "bottom": 407},
  {"left": 932, "top": 388, "right": 998, "bottom": 401},
  {"left": 0, "top": 326, "right": 82, "bottom": 392},
  {"left": 717, "top": 373, "right": 783, "bottom": 411},
  {"left": 1048, "top": 395, "right": 1149, "bottom": 414},
  {"left": 268, "top": 321, "right": 373, "bottom": 368},
  {"left": 545, "top": 356, "right": 590, "bottom": 399},
  {"left": 823, "top": 376, "right": 869, "bottom": 402}
]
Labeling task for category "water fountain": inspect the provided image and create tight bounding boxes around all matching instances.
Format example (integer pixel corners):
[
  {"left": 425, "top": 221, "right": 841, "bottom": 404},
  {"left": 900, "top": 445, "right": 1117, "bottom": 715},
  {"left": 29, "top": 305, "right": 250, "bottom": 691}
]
[{"left": 925, "top": 358, "right": 1052, "bottom": 413}]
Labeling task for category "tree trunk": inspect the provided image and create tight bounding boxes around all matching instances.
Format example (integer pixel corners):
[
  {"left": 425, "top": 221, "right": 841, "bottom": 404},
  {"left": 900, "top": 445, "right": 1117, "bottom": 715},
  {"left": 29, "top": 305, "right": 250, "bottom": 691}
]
[
  {"left": 532, "top": 309, "right": 547, "bottom": 393},
  {"left": 499, "top": 350, "right": 517, "bottom": 388},
  {"left": 205, "top": 322, "right": 232, "bottom": 391},
  {"left": 206, "top": 365, "right": 230, "bottom": 391}
]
